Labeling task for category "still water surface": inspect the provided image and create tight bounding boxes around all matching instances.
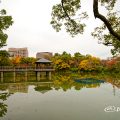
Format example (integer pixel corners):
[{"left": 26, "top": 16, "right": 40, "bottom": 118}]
[{"left": 0, "top": 73, "right": 120, "bottom": 120}]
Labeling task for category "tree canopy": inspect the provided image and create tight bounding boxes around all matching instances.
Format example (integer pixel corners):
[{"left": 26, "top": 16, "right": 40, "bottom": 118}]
[
  {"left": 0, "top": 50, "right": 11, "bottom": 66},
  {"left": 51, "top": 0, "right": 120, "bottom": 56},
  {"left": 0, "top": 7, "right": 13, "bottom": 48}
]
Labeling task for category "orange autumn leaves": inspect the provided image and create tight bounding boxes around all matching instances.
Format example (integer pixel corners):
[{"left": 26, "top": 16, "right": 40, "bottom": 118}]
[
  {"left": 10, "top": 56, "right": 36, "bottom": 66},
  {"left": 11, "top": 56, "right": 21, "bottom": 65}
]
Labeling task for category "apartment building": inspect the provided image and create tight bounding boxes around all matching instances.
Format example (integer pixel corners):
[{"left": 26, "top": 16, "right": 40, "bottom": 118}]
[
  {"left": 8, "top": 47, "right": 28, "bottom": 58},
  {"left": 36, "top": 52, "right": 53, "bottom": 60}
]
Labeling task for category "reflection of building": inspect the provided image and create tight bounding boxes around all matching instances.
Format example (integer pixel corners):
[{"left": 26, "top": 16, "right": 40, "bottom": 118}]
[
  {"left": 8, "top": 48, "right": 28, "bottom": 58},
  {"left": 36, "top": 52, "right": 53, "bottom": 59}
]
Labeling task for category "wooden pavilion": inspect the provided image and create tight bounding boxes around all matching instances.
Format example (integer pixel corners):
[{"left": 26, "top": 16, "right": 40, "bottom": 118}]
[
  {"left": 35, "top": 58, "right": 54, "bottom": 80},
  {"left": 35, "top": 58, "right": 52, "bottom": 69}
]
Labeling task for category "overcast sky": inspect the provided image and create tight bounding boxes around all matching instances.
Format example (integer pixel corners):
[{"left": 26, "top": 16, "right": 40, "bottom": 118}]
[{"left": 0, "top": 0, "right": 115, "bottom": 59}]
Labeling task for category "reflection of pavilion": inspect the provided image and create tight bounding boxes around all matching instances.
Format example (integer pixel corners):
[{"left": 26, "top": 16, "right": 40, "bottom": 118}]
[
  {"left": 34, "top": 83, "right": 53, "bottom": 94},
  {"left": 8, "top": 83, "right": 28, "bottom": 93},
  {"left": 0, "top": 84, "right": 8, "bottom": 91},
  {"left": 0, "top": 82, "right": 53, "bottom": 94}
]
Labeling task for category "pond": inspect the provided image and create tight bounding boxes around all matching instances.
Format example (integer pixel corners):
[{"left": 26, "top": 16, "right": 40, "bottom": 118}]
[{"left": 0, "top": 73, "right": 120, "bottom": 120}]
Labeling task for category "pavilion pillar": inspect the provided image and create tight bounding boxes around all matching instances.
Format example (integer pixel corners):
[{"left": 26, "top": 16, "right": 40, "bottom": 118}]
[
  {"left": 25, "top": 71, "right": 28, "bottom": 82},
  {"left": 13, "top": 71, "right": 16, "bottom": 82},
  {"left": 46, "top": 71, "right": 49, "bottom": 77},
  {"left": 48, "top": 72, "right": 51, "bottom": 80},
  {"left": 1, "top": 72, "right": 4, "bottom": 82},
  {"left": 37, "top": 72, "right": 40, "bottom": 81}
]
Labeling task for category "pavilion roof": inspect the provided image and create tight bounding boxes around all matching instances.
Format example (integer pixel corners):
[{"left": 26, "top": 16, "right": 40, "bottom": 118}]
[{"left": 35, "top": 58, "right": 52, "bottom": 63}]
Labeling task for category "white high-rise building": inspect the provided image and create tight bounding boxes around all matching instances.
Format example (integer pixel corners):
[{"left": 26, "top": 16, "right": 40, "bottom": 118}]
[{"left": 8, "top": 47, "right": 28, "bottom": 58}]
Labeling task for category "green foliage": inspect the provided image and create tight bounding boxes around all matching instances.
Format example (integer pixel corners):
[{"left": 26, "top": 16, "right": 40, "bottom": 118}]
[
  {"left": 92, "top": 11, "right": 120, "bottom": 55},
  {"left": 0, "top": 92, "right": 11, "bottom": 101},
  {"left": 51, "top": 0, "right": 120, "bottom": 55},
  {"left": 0, "top": 50, "right": 11, "bottom": 66},
  {"left": 70, "top": 67, "right": 78, "bottom": 72},
  {"left": 0, "top": 50, "right": 9, "bottom": 57},
  {"left": 20, "top": 57, "right": 37, "bottom": 66},
  {"left": 0, "top": 9, "right": 13, "bottom": 48},
  {"left": 0, "top": 92, "right": 12, "bottom": 117},
  {"left": 0, "top": 103, "right": 7, "bottom": 117},
  {"left": 50, "top": 0, "right": 88, "bottom": 36},
  {"left": 73, "top": 52, "right": 85, "bottom": 67}
]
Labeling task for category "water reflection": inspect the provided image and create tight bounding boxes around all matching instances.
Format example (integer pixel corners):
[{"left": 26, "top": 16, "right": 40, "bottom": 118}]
[
  {"left": 0, "top": 73, "right": 120, "bottom": 92},
  {"left": 0, "top": 73, "right": 120, "bottom": 119},
  {"left": 0, "top": 80, "right": 103, "bottom": 118},
  {"left": 34, "top": 83, "right": 53, "bottom": 94},
  {"left": 0, "top": 76, "right": 119, "bottom": 95},
  {"left": 53, "top": 75, "right": 105, "bottom": 91},
  {"left": 0, "top": 72, "right": 51, "bottom": 83}
]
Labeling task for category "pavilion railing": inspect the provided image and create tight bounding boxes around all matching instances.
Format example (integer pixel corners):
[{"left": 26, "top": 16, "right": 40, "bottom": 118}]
[{"left": 0, "top": 66, "right": 54, "bottom": 71}]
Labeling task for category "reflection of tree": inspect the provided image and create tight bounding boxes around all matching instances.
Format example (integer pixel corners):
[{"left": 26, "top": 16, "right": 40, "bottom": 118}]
[
  {"left": 0, "top": 92, "right": 12, "bottom": 117},
  {"left": 106, "top": 78, "right": 120, "bottom": 89},
  {"left": 74, "top": 82, "right": 101, "bottom": 90},
  {"left": 0, "top": 85, "right": 8, "bottom": 91},
  {"left": 100, "top": 73, "right": 120, "bottom": 89},
  {"left": 53, "top": 74, "right": 102, "bottom": 91},
  {"left": 53, "top": 75, "right": 74, "bottom": 91}
]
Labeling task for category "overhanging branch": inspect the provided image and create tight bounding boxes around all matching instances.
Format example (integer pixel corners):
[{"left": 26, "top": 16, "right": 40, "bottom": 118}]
[
  {"left": 61, "top": 0, "right": 71, "bottom": 21},
  {"left": 93, "top": 0, "right": 120, "bottom": 41},
  {"left": 61, "top": 0, "right": 77, "bottom": 26}
]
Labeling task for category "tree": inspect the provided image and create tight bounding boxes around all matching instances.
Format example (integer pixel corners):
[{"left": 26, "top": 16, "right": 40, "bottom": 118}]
[
  {"left": 52, "top": 52, "right": 71, "bottom": 70},
  {"left": 79, "top": 56, "right": 101, "bottom": 71},
  {"left": 53, "top": 57, "right": 70, "bottom": 70},
  {"left": 11, "top": 56, "right": 21, "bottom": 66},
  {"left": 0, "top": 4, "right": 13, "bottom": 48},
  {"left": 105, "top": 57, "right": 120, "bottom": 72},
  {"left": 73, "top": 52, "right": 84, "bottom": 67},
  {"left": 20, "top": 57, "right": 37, "bottom": 66},
  {"left": 0, "top": 92, "right": 12, "bottom": 117},
  {"left": 51, "top": 0, "right": 120, "bottom": 55},
  {"left": 0, "top": 50, "right": 11, "bottom": 66}
]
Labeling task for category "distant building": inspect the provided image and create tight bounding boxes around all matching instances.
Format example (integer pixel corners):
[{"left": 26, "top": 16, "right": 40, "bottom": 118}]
[
  {"left": 36, "top": 52, "right": 53, "bottom": 60},
  {"left": 8, "top": 47, "right": 28, "bottom": 58}
]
